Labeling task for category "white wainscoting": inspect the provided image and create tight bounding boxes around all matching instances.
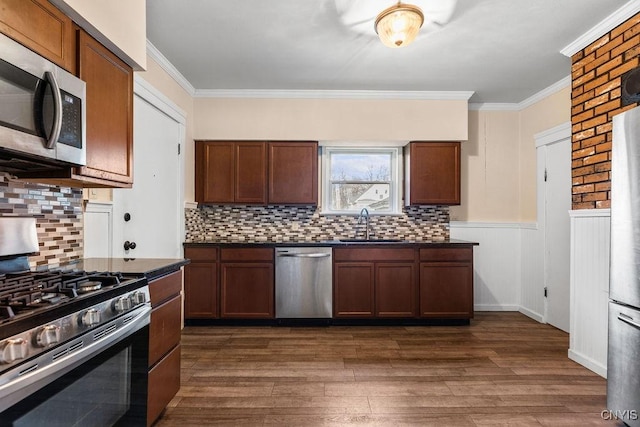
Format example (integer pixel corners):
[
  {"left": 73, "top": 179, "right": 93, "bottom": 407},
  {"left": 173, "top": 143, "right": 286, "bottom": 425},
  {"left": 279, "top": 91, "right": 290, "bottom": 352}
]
[
  {"left": 450, "top": 222, "right": 527, "bottom": 311},
  {"left": 568, "top": 209, "right": 610, "bottom": 378}
]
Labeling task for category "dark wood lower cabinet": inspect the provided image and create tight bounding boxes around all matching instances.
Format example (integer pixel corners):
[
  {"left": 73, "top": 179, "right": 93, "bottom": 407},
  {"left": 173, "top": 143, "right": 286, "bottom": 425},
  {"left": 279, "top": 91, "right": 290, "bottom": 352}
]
[
  {"left": 420, "top": 262, "right": 473, "bottom": 318},
  {"left": 147, "top": 344, "right": 181, "bottom": 426},
  {"left": 333, "top": 263, "right": 374, "bottom": 317},
  {"left": 220, "top": 263, "right": 274, "bottom": 318},
  {"left": 147, "top": 270, "right": 183, "bottom": 426},
  {"left": 182, "top": 244, "right": 475, "bottom": 322},
  {"left": 184, "top": 247, "right": 218, "bottom": 319},
  {"left": 375, "top": 263, "right": 416, "bottom": 317}
]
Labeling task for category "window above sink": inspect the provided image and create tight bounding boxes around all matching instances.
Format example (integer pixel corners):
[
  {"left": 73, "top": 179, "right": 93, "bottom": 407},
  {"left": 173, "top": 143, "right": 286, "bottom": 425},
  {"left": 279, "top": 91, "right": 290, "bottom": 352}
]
[{"left": 321, "top": 146, "right": 402, "bottom": 215}]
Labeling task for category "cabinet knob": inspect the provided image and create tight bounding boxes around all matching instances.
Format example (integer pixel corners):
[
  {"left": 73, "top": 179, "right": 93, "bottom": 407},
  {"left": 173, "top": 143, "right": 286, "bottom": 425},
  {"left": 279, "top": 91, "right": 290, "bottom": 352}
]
[{"left": 124, "top": 241, "right": 137, "bottom": 251}]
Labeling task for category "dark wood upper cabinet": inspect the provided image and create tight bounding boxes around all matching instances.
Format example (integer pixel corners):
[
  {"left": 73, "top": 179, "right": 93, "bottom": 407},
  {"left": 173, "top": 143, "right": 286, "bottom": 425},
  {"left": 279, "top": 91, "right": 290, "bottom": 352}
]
[
  {"left": 235, "top": 142, "right": 267, "bottom": 204},
  {"left": 196, "top": 140, "right": 318, "bottom": 205},
  {"left": 268, "top": 142, "right": 318, "bottom": 204},
  {"left": 195, "top": 141, "right": 267, "bottom": 204},
  {"left": 0, "top": 0, "right": 75, "bottom": 72},
  {"left": 405, "top": 142, "right": 461, "bottom": 205},
  {"left": 196, "top": 142, "right": 235, "bottom": 203},
  {"left": 73, "top": 30, "right": 133, "bottom": 187}
]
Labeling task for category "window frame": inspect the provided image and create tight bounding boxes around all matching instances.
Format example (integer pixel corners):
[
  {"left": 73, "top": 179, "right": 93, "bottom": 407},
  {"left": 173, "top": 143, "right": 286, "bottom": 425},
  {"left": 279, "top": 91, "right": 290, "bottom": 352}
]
[{"left": 320, "top": 146, "right": 402, "bottom": 215}]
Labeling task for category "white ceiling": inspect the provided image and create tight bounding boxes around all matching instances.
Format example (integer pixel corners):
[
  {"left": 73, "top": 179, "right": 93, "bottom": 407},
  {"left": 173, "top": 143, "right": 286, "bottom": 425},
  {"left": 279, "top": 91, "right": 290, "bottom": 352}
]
[{"left": 146, "top": 0, "right": 628, "bottom": 104}]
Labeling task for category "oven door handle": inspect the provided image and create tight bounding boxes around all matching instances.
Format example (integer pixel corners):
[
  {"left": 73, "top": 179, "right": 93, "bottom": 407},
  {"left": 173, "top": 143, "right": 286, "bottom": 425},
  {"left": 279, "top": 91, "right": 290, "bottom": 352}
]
[{"left": 0, "top": 305, "right": 151, "bottom": 414}]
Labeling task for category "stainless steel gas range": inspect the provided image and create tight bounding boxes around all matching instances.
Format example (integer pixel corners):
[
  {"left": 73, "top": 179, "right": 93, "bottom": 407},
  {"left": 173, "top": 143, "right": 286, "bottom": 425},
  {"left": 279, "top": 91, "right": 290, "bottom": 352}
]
[{"left": 0, "top": 218, "right": 151, "bottom": 426}]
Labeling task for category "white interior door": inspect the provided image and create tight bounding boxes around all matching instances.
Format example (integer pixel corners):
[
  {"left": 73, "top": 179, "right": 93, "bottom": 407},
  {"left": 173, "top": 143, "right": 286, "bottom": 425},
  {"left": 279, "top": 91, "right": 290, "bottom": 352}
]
[
  {"left": 112, "top": 85, "right": 183, "bottom": 258},
  {"left": 542, "top": 137, "right": 571, "bottom": 332}
]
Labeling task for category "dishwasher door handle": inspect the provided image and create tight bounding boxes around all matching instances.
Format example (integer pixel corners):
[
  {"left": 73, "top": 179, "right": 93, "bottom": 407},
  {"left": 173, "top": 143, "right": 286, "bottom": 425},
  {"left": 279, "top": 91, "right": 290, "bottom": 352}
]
[{"left": 277, "top": 253, "right": 331, "bottom": 258}]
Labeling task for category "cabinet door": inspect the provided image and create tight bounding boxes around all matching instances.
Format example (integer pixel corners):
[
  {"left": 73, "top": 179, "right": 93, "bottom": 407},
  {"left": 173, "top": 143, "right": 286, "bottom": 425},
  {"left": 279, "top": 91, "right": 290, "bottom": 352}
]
[
  {"left": 420, "top": 262, "right": 473, "bottom": 318},
  {"left": 375, "top": 263, "right": 416, "bottom": 317},
  {"left": 0, "top": 0, "right": 75, "bottom": 71},
  {"left": 147, "top": 344, "right": 180, "bottom": 426},
  {"left": 220, "top": 262, "right": 274, "bottom": 318},
  {"left": 268, "top": 142, "right": 318, "bottom": 204},
  {"left": 195, "top": 142, "right": 235, "bottom": 203},
  {"left": 75, "top": 30, "right": 133, "bottom": 186},
  {"left": 184, "top": 262, "right": 218, "bottom": 318},
  {"left": 235, "top": 142, "right": 267, "bottom": 204},
  {"left": 149, "top": 295, "right": 182, "bottom": 367},
  {"left": 333, "top": 262, "right": 374, "bottom": 317},
  {"left": 407, "top": 142, "right": 460, "bottom": 205}
]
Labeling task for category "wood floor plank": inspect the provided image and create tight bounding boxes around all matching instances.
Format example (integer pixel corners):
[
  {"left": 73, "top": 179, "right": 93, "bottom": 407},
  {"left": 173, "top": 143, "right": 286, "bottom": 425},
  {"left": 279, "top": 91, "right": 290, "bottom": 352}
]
[{"left": 156, "top": 313, "right": 609, "bottom": 426}]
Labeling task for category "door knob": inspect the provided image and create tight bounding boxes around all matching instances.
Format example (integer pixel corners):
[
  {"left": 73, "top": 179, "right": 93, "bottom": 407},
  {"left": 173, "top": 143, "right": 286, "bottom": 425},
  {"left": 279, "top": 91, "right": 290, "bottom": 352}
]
[{"left": 124, "top": 241, "right": 137, "bottom": 251}]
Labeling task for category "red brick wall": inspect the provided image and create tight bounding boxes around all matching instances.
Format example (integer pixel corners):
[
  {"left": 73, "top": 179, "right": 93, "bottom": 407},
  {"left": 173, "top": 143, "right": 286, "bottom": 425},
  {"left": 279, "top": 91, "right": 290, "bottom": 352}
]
[{"left": 571, "top": 13, "right": 640, "bottom": 209}]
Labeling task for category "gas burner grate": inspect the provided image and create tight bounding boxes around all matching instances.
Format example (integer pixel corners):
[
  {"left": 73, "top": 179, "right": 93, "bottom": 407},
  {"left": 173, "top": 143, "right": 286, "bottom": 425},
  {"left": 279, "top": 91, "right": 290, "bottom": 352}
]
[{"left": 0, "top": 271, "right": 130, "bottom": 321}]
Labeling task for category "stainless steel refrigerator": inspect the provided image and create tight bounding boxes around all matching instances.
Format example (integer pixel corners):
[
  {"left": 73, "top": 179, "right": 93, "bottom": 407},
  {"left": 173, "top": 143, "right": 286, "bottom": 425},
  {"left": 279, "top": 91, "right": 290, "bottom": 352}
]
[{"left": 609, "top": 105, "right": 640, "bottom": 426}]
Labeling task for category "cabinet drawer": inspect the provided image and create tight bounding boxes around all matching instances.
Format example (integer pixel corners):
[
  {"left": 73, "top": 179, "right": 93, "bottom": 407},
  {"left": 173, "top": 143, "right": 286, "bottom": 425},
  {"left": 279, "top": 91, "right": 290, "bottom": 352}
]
[
  {"left": 149, "top": 270, "right": 182, "bottom": 306},
  {"left": 221, "top": 247, "right": 273, "bottom": 262},
  {"left": 185, "top": 246, "right": 218, "bottom": 262},
  {"left": 334, "top": 247, "right": 415, "bottom": 262},
  {"left": 147, "top": 344, "right": 181, "bottom": 426},
  {"left": 149, "top": 295, "right": 182, "bottom": 367},
  {"left": 419, "top": 247, "right": 473, "bottom": 262}
]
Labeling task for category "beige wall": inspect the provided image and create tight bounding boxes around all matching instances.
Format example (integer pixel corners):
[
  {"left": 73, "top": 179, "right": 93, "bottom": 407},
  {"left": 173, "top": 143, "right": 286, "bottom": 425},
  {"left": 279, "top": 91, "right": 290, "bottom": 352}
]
[
  {"left": 518, "top": 87, "right": 571, "bottom": 221},
  {"left": 450, "top": 87, "right": 571, "bottom": 223},
  {"left": 194, "top": 98, "right": 469, "bottom": 141},
  {"left": 450, "top": 110, "right": 520, "bottom": 222},
  {"left": 126, "top": 51, "right": 569, "bottom": 220},
  {"left": 50, "top": 0, "right": 146, "bottom": 69}
]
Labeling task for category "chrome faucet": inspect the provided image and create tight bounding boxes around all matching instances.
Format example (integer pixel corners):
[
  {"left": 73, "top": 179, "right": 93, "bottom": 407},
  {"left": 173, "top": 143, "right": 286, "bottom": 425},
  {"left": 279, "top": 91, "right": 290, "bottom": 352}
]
[{"left": 357, "top": 208, "right": 372, "bottom": 240}]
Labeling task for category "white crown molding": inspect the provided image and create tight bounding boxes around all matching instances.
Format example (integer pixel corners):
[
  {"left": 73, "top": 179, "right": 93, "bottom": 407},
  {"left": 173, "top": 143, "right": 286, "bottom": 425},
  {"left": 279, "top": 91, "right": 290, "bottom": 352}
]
[
  {"left": 146, "top": 40, "right": 196, "bottom": 97},
  {"left": 134, "top": 75, "right": 187, "bottom": 125},
  {"left": 194, "top": 89, "right": 474, "bottom": 100},
  {"left": 561, "top": 0, "right": 640, "bottom": 57},
  {"left": 535, "top": 121, "right": 571, "bottom": 147},
  {"left": 469, "top": 76, "right": 571, "bottom": 112},
  {"left": 468, "top": 102, "right": 520, "bottom": 111}
]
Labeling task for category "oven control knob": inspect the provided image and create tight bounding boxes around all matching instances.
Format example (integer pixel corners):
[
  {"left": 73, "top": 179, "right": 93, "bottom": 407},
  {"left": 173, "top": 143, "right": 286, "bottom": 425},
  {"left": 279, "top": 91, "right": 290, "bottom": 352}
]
[
  {"left": 113, "top": 296, "right": 132, "bottom": 313},
  {"left": 0, "top": 338, "right": 28, "bottom": 364},
  {"left": 35, "top": 325, "right": 61, "bottom": 348},
  {"left": 81, "top": 309, "right": 101, "bottom": 327},
  {"left": 130, "top": 291, "right": 146, "bottom": 305}
]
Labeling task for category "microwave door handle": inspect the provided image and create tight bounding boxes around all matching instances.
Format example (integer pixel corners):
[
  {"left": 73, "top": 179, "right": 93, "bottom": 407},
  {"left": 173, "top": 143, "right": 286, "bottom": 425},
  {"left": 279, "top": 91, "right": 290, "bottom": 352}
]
[{"left": 43, "top": 71, "right": 62, "bottom": 149}]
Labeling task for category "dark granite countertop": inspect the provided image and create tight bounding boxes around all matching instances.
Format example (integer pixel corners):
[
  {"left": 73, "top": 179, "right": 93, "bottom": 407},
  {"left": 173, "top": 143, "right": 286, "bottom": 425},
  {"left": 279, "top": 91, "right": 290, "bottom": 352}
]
[
  {"left": 69, "top": 258, "right": 190, "bottom": 281},
  {"left": 184, "top": 239, "right": 478, "bottom": 247}
]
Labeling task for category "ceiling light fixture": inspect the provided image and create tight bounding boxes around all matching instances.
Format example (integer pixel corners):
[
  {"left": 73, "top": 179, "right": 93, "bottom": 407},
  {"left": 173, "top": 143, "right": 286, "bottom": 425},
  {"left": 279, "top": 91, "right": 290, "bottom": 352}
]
[{"left": 375, "top": 2, "right": 424, "bottom": 48}]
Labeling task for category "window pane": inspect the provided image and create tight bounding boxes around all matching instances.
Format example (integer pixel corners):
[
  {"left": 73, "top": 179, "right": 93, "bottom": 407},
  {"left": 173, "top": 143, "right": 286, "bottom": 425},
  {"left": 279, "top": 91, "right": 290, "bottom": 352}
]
[
  {"left": 330, "top": 152, "right": 391, "bottom": 181},
  {"left": 330, "top": 183, "right": 390, "bottom": 211}
]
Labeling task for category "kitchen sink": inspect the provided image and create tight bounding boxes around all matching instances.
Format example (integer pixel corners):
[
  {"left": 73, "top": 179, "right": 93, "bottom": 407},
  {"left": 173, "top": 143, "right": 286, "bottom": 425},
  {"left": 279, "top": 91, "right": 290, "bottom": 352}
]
[{"left": 338, "top": 238, "right": 406, "bottom": 243}]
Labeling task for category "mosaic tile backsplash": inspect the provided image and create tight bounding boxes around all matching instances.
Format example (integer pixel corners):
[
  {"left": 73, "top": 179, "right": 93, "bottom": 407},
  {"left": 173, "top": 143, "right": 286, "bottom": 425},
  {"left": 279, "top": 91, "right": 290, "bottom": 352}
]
[
  {"left": 185, "top": 205, "right": 449, "bottom": 242},
  {"left": 0, "top": 175, "right": 83, "bottom": 269}
]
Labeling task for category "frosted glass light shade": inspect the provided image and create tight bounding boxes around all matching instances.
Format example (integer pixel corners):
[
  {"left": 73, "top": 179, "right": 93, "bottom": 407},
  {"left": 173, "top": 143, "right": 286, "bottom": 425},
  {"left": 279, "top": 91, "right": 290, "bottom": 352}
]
[{"left": 375, "top": 3, "right": 424, "bottom": 48}]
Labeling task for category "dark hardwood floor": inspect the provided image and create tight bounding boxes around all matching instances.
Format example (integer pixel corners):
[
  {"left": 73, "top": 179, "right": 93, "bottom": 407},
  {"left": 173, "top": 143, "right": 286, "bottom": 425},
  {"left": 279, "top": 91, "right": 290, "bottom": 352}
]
[{"left": 155, "top": 312, "right": 613, "bottom": 426}]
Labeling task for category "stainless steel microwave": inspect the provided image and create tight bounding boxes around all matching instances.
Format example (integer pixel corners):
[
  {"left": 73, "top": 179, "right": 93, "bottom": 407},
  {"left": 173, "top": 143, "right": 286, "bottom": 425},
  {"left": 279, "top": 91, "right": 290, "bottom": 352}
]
[{"left": 0, "top": 32, "right": 86, "bottom": 173}]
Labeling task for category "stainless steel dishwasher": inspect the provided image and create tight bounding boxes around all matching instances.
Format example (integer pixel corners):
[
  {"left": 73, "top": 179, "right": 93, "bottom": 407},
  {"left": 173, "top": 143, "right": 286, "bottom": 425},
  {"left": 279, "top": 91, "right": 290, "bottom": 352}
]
[{"left": 275, "top": 247, "right": 332, "bottom": 318}]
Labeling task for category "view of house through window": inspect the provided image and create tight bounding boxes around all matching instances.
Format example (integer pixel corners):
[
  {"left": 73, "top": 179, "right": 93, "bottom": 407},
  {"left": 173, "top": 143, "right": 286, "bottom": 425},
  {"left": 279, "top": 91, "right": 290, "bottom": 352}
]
[{"left": 324, "top": 148, "right": 399, "bottom": 214}]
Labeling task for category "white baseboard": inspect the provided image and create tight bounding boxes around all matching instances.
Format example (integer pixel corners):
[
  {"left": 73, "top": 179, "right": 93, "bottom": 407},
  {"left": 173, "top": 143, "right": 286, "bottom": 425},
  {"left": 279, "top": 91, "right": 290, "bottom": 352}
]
[
  {"left": 519, "top": 306, "right": 544, "bottom": 323},
  {"left": 568, "top": 349, "right": 607, "bottom": 378},
  {"left": 475, "top": 304, "right": 519, "bottom": 311}
]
